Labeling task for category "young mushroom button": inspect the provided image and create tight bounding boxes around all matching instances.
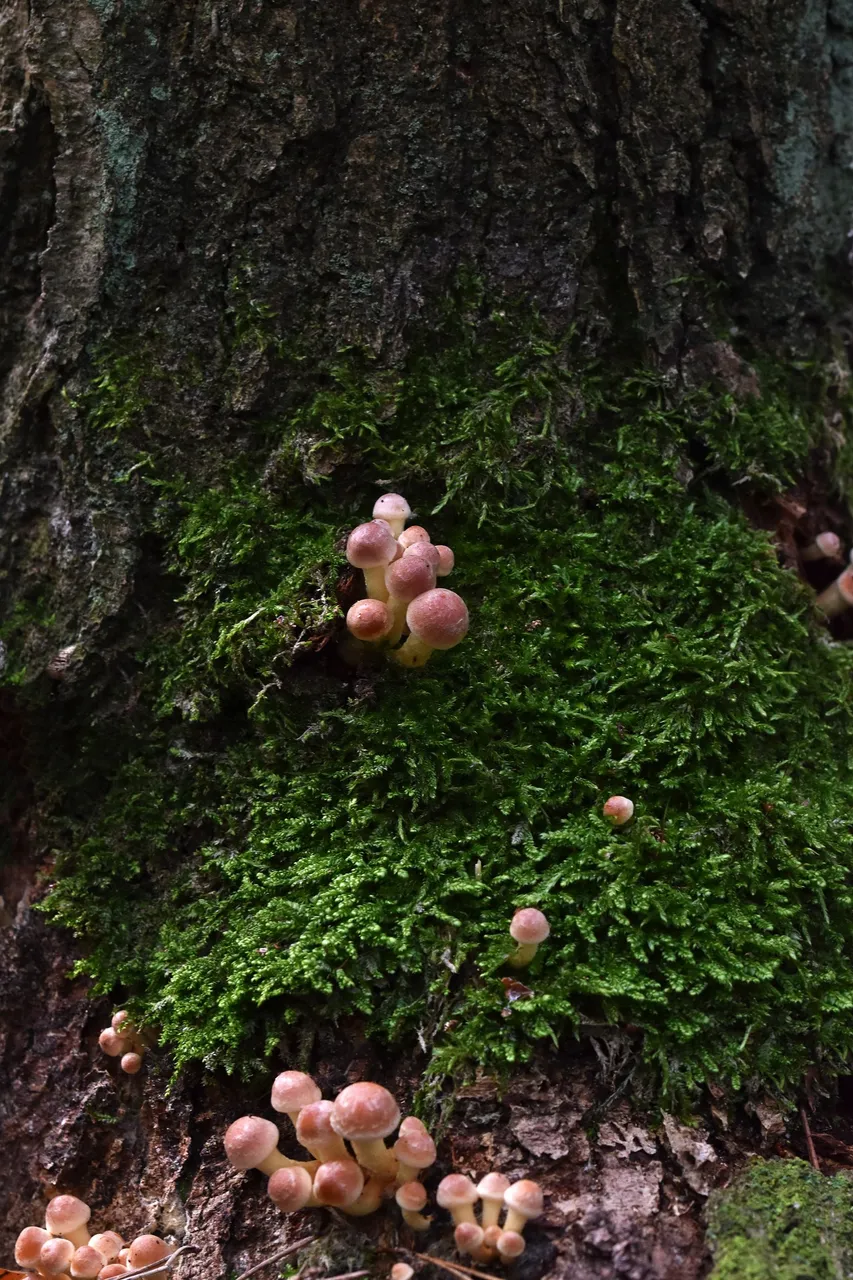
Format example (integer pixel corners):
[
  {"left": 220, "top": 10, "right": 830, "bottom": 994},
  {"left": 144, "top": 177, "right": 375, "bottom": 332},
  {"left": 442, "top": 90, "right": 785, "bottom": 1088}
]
[
  {"left": 71, "top": 1248, "right": 107, "bottom": 1279},
  {"left": 437, "top": 1174, "right": 479, "bottom": 1226},
  {"left": 128, "top": 1236, "right": 170, "bottom": 1280},
  {"left": 271, "top": 1070, "right": 322, "bottom": 1130},
  {"left": 434, "top": 546, "right": 454, "bottom": 577},
  {"left": 120, "top": 1052, "right": 143, "bottom": 1075},
  {"left": 267, "top": 1166, "right": 316, "bottom": 1213},
  {"left": 15, "top": 1227, "right": 50, "bottom": 1270},
  {"left": 346, "top": 599, "right": 393, "bottom": 643},
  {"left": 476, "top": 1172, "right": 511, "bottom": 1228},
  {"left": 802, "top": 531, "right": 842, "bottom": 561},
  {"left": 296, "top": 1100, "right": 350, "bottom": 1163},
  {"left": 816, "top": 566, "right": 853, "bottom": 618},
  {"left": 39, "top": 1240, "right": 75, "bottom": 1275},
  {"left": 508, "top": 908, "right": 550, "bottom": 968},
  {"left": 503, "top": 1179, "right": 544, "bottom": 1234},
  {"left": 603, "top": 795, "right": 634, "bottom": 826},
  {"left": 99, "top": 1266, "right": 128, "bottom": 1280},
  {"left": 98, "top": 1028, "right": 127, "bottom": 1058},
  {"left": 393, "top": 1127, "right": 437, "bottom": 1185},
  {"left": 496, "top": 1231, "right": 527, "bottom": 1260},
  {"left": 372, "top": 494, "right": 412, "bottom": 539},
  {"left": 224, "top": 1115, "right": 313, "bottom": 1175},
  {"left": 395, "top": 1182, "right": 431, "bottom": 1231},
  {"left": 393, "top": 588, "right": 469, "bottom": 668},
  {"left": 454, "top": 1222, "right": 490, "bottom": 1261},
  {"left": 384, "top": 557, "right": 437, "bottom": 646},
  {"left": 402, "top": 542, "right": 440, "bottom": 571},
  {"left": 46, "top": 1197, "right": 91, "bottom": 1248},
  {"left": 89, "top": 1236, "right": 123, "bottom": 1264},
  {"left": 398, "top": 525, "right": 431, "bottom": 549},
  {"left": 330, "top": 1081, "right": 401, "bottom": 1178},
  {"left": 346, "top": 521, "right": 399, "bottom": 602},
  {"left": 313, "top": 1159, "right": 365, "bottom": 1209}
]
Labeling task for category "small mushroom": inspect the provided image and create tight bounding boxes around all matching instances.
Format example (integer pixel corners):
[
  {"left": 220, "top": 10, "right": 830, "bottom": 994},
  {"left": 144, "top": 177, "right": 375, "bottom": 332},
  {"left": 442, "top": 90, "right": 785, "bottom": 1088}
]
[
  {"left": 313, "top": 1159, "right": 366, "bottom": 1209},
  {"left": 346, "top": 521, "right": 399, "bottom": 602},
  {"left": 390, "top": 1266, "right": 414, "bottom": 1280},
  {"left": 98, "top": 1029, "right": 128, "bottom": 1058},
  {"left": 508, "top": 908, "right": 550, "bottom": 968},
  {"left": 15, "top": 1227, "right": 51, "bottom": 1270},
  {"left": 296, "top": 1100, "right": 350, "bottom": 1163},
  {"left": 330, "top": 1081, "right": 401, "bottom": 1178},
  {"left": 120, "top": 1052, "right": 143, "bottom": 1075},
  {"left": 267, "top": 1166, "right": 317, "bottom": 1213},
  {"left": 603, "top": 795, "right": 634, "bottom": 825},
  {"left": 502, "top": 1179, "right": 543, "bottom": 1235},
  {"left": 392, "top": 589, "right": 469, "bottom": 668},
  {"left": 453, "top": 1223, "right": 492, "bottom": 1262},
  {"left": 384, "top": 557, "right": 437, "bottom": 645},
  {"left": 398, "top": 1115, "right": 427, "bottom": 1136},
  {"left": 496, "top": 1230, "right": 526, "bottom": 1260},
  {"left": 476, "top": 1172, "right": 510, "bottom": 1228},
  {"left": 816, "top": 566, "right": 853, "bottom": 618},
  {"left": 393, "top": 1128, "right": 436, "bottom": 1185},
  {"left": 402, "top": 542, "right": 440, "bottom": 572},
  {"left": 98, "top": 1267, "right": 127, "bottom": 1280},
  {"left": 373, "top": 495, "right": 412, "bottom": 539},
  {"left": 88, "top": 1235, "right": 123, "bottom": 1264},
  {"left": 435, "top": 546, "right": 454, "bottom": 577},
  {"left": 271, "top": 1071, "right": 323, "bottom": 1131},
  {"left": 802, "top": 532, "right": 842, "bottom": 561},
  {"left": 111, "top": 1010, "right": 130, "bottom": 1032},
  {"left": 70, "top": 1248, "right": 106, "bottom": 1279},
  {"left": 395, "top": 1181, "right": 431, "bottom": 1231},
  {"left": 340, "top": 1178, "right": 384, "bottom": 1217},
  {"left": 45, "top": 1198, "right": 91, "bottom": 1248},
  {"left": 398, "top": 526, "right": 431, "bottom": 549},
  {"left": 224, "top": 1115, "right": 315, "bottom": 1175},
  {"left": 346, "top": 599, "right": 393, "bottom": 643},
  {"left": 39, "top": 1241, "right": 75, "bottom": 1276},
  {"left": 128, "top": 1236, "right": 170, "bottom": 1280},
  {"left": 436, "top": 1174, "right": 479, "bottom": 1226}
]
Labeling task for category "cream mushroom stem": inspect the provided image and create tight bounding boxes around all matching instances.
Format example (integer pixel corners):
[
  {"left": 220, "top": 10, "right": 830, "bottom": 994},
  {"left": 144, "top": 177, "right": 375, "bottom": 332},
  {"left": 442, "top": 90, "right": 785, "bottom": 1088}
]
[
  {"left": 816, "top": 567, "right": 853, "bottom": 618},
  {"left": 390, "top": 633, "right": 434, "bottom": 666},
  {"left": 363, "top": 565, "right": 390, "bottom": 601},
  {"left": 259, "top": 1149, "right": 318, "bottom": 1176},
  {"left": 508, "top": 941, "right": 539, "bottom": 968},
  {"left": 385, "top": 595, "right": 409, "bottom": 647},
  {"left": 399, "top": 1206, "right": 431, "bottom": 1232},
  {"left": 340, "top": 1178, "right": 384, "bottom": 1217},
  {"left": 349, "top": 1137, "right": 398, "bottom": 1179}
]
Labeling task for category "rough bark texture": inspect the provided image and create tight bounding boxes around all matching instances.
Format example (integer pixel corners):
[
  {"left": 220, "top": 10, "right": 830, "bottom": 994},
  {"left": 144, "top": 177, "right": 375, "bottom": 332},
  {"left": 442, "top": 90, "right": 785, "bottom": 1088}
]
[{"left": 3, "top": 0, "right": 853, "bottom": 1276}]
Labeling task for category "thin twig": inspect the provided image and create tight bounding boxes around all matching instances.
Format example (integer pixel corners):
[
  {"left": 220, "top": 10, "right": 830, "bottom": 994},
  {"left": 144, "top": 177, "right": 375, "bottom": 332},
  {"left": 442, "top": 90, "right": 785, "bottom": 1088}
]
[
  {"left": 125, "top": 1247, "right": 201, "bottom": 1280},
  {"left": 311, "top": 1271, "right": 369, "bottom": 1280},
  {"left": 233, "top": 1237, "right": 318, "bottom": 1280},
  {"left": 406, "top": 1252, "right": 502, "bottom": 1280},
  {"left": 800, "top": 1104, "right": 820, "bottom": 1171}
]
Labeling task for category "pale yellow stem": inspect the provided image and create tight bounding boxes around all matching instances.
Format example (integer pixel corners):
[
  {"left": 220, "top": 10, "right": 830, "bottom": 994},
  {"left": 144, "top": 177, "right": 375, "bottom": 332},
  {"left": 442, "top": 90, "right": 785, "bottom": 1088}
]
[
  {"left": 350, "top": 1137, "right": 398, "bottom": 1178},
  {"left": 256, "top": 1150, "right": 318, "bottom": 1177},
  {"left": 385, "top": 595, "right": 408, "bottom": 645},
  {"left": 390, "top": 634, "right": 434, "bottom": 667},
  {"left": 502, "top": 1208, "right": 530, "bottom": 1235},
  {"left": 400, "top": 1209, "right": 431, "bottom": 1232},
  {"left": 480, "top": 1199, "right": 503, "bottom": 1230},
  {"left": 507, "top": 941, "right": 538, "bottom": 968},
  {"left": 363, "top": 566, "right": 389, "bottom": 601},
  {"left": 340, "top": 1178, "right": 384, "bottom": 1217}
]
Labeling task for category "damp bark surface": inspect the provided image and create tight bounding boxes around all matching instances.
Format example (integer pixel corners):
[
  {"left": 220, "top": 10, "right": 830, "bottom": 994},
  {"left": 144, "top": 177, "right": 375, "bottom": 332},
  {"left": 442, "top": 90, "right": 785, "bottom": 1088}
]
[{"left": 3, "top": 1, "right": 853, "bottom": 1277}]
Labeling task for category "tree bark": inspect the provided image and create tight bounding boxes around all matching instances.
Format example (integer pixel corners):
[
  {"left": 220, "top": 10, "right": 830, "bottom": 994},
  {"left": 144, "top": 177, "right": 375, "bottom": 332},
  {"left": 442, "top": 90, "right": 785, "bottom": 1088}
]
[{"left": 2, "top": 0, "right": 852, "bottom": 1276}]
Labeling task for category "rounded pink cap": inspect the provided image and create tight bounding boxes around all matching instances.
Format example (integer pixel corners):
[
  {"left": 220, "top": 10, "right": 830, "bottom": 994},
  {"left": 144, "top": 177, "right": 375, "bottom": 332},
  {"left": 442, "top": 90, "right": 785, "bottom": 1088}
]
[
  {"left": 267, "top": 1166, "right": 314, "bottom": 1213},
  {"left": 603, "top": 795, "right": 634, "bottom": 825},
  {"left": 405, "top": 589, "right": 469, "bottom": 650},
  {"left": 313, "top": 1159, "right": 365, "bottom": 1207},
  {"left": 89, "top": 1234, "right": 123, "bottom": 1263},
  {"left": 373, "top": 494, "right": 411, "bottom": 526},
  {"left": 510, "top": 908, "right": 550, "bottom": 945},
  {"left": 398, "top": 525, "right": 431, "bottom": 548},
  {"left": 396, "top": 1181, "right": 428, "bottom": 1212},
  {"left": 15, "top": 1227, "right": 50, "bottom": 1268},
  {"left": 497, "top": 1230, "right": 526, "bottom": 1258},
  {"left": 816, "top": 532, "right": 842, "bottom": 557},
  {"left": 120, "top": 1052, "right": 143, "bottom": 1075},
  {"left": 128, "top": 1237, "right": 169, "bottom": 1269},
  {"left": 40, "top": 1240, "right": 75, "bottom": 1275},
  {"left": 385, "top": 556, "right": 436, "bottom": 602},
  {"left": 330, "top": 1081, "right": 401, "bottom": 1141},
  {"left": 98, "top": 1028, "right": 126, "bottom": 1057},
  {"left": 503, "top": 1179, "right": 544, "bottom": 1220},
  {"left": 224, "top": 1115, "right": 280, "bottom": 1168},
  {"left": 271, "top": 1070, "right": 322, "bottom": 1115},
  {"left": 477, "top": 1171, "right": 510, "bottom": 1200},
  {"left": 46, "top": 1197, "right": 91, "bottom": 1238},
  {"left": 403, "top": 542, "right": 440, "bottom": 571},
  {"left": 398, "top": 1115, "right": 427, "bottom": 1136},
  {"left": 71, "top": 1247, "right": 109, "bottom": 1279},
  {"left": 393, "top": 1128, "right": 436, "bottom": 1169},
  {"left": 346, "top": 520, "right": 398, "bottom": 569},
  {"left": 295, "top": 1099, "right": 337, "bottom": 1145},
  {"left": 435, "top": 546, "right": 454, "bottom": 576},
  {"left": 437, "top": 1173, "right": 478, "bottom": 1210},
  {"left": 346, "top": 599, "right": 392, "bottom": 641}
]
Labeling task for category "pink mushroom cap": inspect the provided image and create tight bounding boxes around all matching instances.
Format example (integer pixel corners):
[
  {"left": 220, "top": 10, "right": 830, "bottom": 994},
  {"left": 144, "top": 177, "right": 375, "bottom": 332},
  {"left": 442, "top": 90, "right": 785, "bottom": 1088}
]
[
  {"left": 45, "top": 1197, "right": 91, "bottom": 1239},
  {"left": 373, "top": 494, "right": 412, "bottom": 527},
  {"left": 346, "top": 520, "right": 398, "bottom": 570},
  {"left": 15, "top": 1227, "right": 50, "bottom": 1269},
  {"left": 403, "top": 542, "right": 441, "bottom": 571},
  {"left": 510, "top": 908, "right": 550, "bottom": 945},
  {"left": 405, "top": 589, "right": 469, "bottom": 650},
  {"left": 346, "top": 599, "right": 393, "bottom": 641},
  {"left": 120, "top": 1052, "right": 143, "bottom": 1075},
  {"left": 603, "top": 795, "right": 634, "bottom": 825},
  {"left": 224, "top": 1115, "right": 281, "bottom": 1168},
  {"left": 271, "top": 1070, "right": 322, "bottom": 1115},
  {"left": 398, "top": 525, "right": 431, "bottom": 549},
  {"left": 330, "top": 1081, "right": 401, "bottom": 1141},
  {"left": 313, "top": 1159, "right": 365, "bottom": 1207},
  {"left": 385, "top": 555, "right": 436, "bottom": 602},
  {"left": 267, "top": 1166, "right": 314, "bottom": 1213},
  {"left": 435, "top": 545, "right": 454, "bottom": 576},
  {"left": 393, "top": 1128, "right": 437, "bottom": 1169}
]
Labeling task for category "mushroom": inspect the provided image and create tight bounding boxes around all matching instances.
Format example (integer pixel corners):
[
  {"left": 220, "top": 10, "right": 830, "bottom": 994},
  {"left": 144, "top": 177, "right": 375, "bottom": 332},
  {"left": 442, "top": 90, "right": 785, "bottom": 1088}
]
[
  {"left": 127, "top": 1236, "right": 170, "bottom": 1280},
  {"left": 224, "top": 1115, "right": 315, "bottom": 1175},
  {"left": 15, "top": 1227, "right": 51, "bottom": 1271},
  {"left": 313, "top": 1159, "right": 365, "bottom": 1209},
  {"left": 392, "top": 589, "right": 469, "bottom": 668},
  {"left": 346, "top": 521, "right": 399, "bottom": 602},
  {"left": 39, "top": 1241, "right": 75, "bottom": 1276},
  {"left": 98, "top": 1267, "right": 127, "bottom": 1280},
  {"left": 340, "top": 1178, "right": 384, "bottom": 1217},
  {"left": 117, "top": 1252, "right": 130, "bottom": 1266},
  {"left": 398, "top": 1115, "right": 427, "bottom": 1136},
  {"left": 393, "top": 1127, "right": 436, "bottom": 1185},
  {"left": 496, "top": 1231, "right": 526, "bottom": 1260},
  {"left": 390, "top": 1266, "right": 414, "bottom": 1280},
  {"left": 476, "top": 1172, "right": 510, "bottom": 1228},
  {"left": 372, "top": 495, "right": 411, "bottom": 539},
  {"left": 402, "top": 542, "right": 440, "bottom": 572},
  {"left": 816, "top": 566, "right": 853, "bottom": 618},
  {"left": 384, "top": 557, "right": 437, "bottom": 645},
  {"left": 436, "top": 1174, "right": 479, "bottom": 1226},
  {"left": 98, "top": 1029, "right": 128, "bottom": 1058},
  {"left": 330, "top": 1081, "right": 401, "bottom": 1178},
  {"left": 453, "top": 1223, "right": 492, "bottom": 1262},
  {"left": 120, "top": 1052, "right": 143, "bottom": 1075},
  {"left": 111, "top": 1010, "right": 130, "bottom": 1031},
  {"left": 88, "top": 1235, "right": 123, "bottom": 1264},
  {"left": 395, "top": 1182, "right": 431, "bottom": 1231},
  {"left": 398, "top": 526, "right": 431, "bottom": 549},
  {"left": 45, "top": 1198, "right": 91, "bottom": 1248},
  {"left": 435, "top": 546, "right": 454, "bottom": 577},
  {"left": 802, "top": 532, "right": 842, "bottom": 561},
  {"left": 603, "top": 795, "right": 634, "bottom": 825},
  {"left": 296, "top": 1100, "right": 350, "bottom": 1162},
  {"left": 502, "top": 1179, "right": 544, "bottom": 1234},
  {"left": 267, "top": 1166, "right": 317, "bottom": 1213},
  {"left": 346, "top": 599, "right": 393, "bottom": 643},
  {"left": 271, "top": 1070, "right": 323, "bottom": 1131},
  {"left": 482, "top": 1226, "right": 501, "bottom": 1251},
  {"left": 70, "top": 1249, "right": 107, "bottom": 1279},
  {"left": 508, "top": 908, "right": 550, "bottom": 968}
]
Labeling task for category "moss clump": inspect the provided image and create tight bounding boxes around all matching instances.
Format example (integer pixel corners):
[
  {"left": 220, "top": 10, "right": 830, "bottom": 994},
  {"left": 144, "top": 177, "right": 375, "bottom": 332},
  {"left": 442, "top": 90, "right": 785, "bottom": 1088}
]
[
  {"left": 707, "top": 1158, "right": 853, "bottom": 1278},
  {"left": 17, "top": 296, "right": 853, "bottom": 1091}
]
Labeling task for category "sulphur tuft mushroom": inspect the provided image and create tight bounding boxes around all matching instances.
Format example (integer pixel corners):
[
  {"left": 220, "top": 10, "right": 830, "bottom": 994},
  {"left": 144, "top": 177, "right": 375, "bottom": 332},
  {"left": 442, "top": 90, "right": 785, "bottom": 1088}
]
[
  {"left": 88, "top": 1235, "right": 123, "bottom": 1264},
  {"left": 453, "top": 1222, "right": 492, "bottom": 1262},
  {"left": 267, "top": 1166, "right": 316, "bottom": 1213},
  {"left": 346, "top": 599, "right": 393, "bottom": 643},
  {"left": 71, "top": 1247, "right": 108, "bottom": 1279},
  {"left": 98, "top": 1029, "right": 127, "bottom": 1059},
  {"left": 224, "top": 1115, "right": 314, "bottom": 1175},
  {"left": 313, "top": 1158, "right": 366, "bottom": 1210},
  {"left": 392, "top": 588, "right": 469, "bottom": 668},
  {"left": 40, "top": 1240, "right": 76, "bottom": 1276},
  {"left": 476, "top": 1172, "right": 510, "bottom": 1228},
  {"left": 46, "top": 1198, "right": 91, "bottom": 1248},
  {"left": 296, "top": 1100, "right": 350, "bottom": 1163},
  {"left": 398, "top": 1115, "right": 427, "bottom": 1136},
  {"left": 271, "top": 1070, "right": 322, "bottom": 1131},
  {"left": 508, "top": 908, "right": 550, "bottom": 968},
  {"left": 120, "top": 1052, "right": 143, "bottom": 1076},
  {"left": 816, "top": 566, "right": 853, "bottom": 618},
  {"left": 402, "top": 542, "right": 440, "bottom": 572},
  {"left": 502, "top": 1179, "right": 544, "bottom": 1235},
  {"left": 15, "top": 1227, "right": 51, "bottom": 1270},
  {"left": 603, "top": 795, "right": 634, "bottom": 825},
  {"left": 128, "top": 1236, "right": 170, "bottom": 1280},
  {"left": 384, "top": 556, "right": 437, "bottom": 645},
  {"left": 346, "top": 521, "right": 399, "bottom": 602},
  {"left": 330, "top": 1081, "right": 401, "bottom": 1178},
  {"left": 395, "top": 1181, "right": 431, "bottom": 1232},
  {"left": 802, "top": 532, "right": 842, "bottom": 561},
  {"left": 435, "top": 545, "right": 454, "bottom": 577},
  {"left": 398, "top": 525, "right": 431, "bottom": 549},
  {"left": 393, "top": 1127, "right": 437, "bottom": 1185},
  {"left": 372, "top": 494, "right": 411, "bottom": 539},
  {"left": 436, "top": 1174, "right": 479, "bottom": 1226},
  {"left": 496, "top": 1230, "right": 526, "bottom": 1260}
]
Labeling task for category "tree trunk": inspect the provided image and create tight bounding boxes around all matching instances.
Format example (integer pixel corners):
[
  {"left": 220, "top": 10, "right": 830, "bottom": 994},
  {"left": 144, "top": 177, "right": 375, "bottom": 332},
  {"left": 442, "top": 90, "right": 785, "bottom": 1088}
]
[{"left": 2, "top": 1, "right": 852, "bottom": 1277}]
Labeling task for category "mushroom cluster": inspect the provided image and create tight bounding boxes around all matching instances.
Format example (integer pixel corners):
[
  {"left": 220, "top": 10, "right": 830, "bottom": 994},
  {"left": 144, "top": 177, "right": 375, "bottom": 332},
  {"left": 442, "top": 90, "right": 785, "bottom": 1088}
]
[
  {"left": 224, "top": 1074, "right": 543, "bottom": 1268},
  {"left": 97, "top": 1011, "right": 146, "bottom": 1075},
  {"left": 15, "top": 1195, "right": 171, "bottom": 1280},
  {"left": 344, "top": 494, "right": 469, "bottom": 667},
  {"left": 437, "top": 1172, "right": 543, "bottom": 1263}
]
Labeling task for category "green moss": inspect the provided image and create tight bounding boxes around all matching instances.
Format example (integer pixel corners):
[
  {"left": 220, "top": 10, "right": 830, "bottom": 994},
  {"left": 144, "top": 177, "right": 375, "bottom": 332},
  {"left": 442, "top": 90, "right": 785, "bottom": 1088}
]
[
  {"left": 707, "top": 1158, "right": 853, "bottom": 1278},
  {"left": 18, "top": 296, "right": 853, "bottom": 1092}
]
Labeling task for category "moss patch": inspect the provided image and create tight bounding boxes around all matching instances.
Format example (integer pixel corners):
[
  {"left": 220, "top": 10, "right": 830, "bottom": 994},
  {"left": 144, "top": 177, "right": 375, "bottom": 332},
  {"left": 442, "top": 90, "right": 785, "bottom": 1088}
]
[
  {"left": 707, "top": 1158, "right": 853, "bottom": 1278},
  {"left": 13, "top": 296, "right": 853, "bottom": 1091}
]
